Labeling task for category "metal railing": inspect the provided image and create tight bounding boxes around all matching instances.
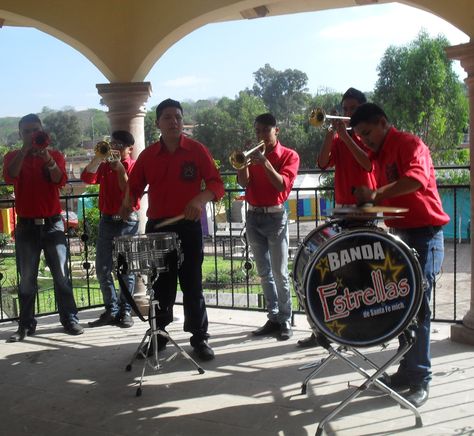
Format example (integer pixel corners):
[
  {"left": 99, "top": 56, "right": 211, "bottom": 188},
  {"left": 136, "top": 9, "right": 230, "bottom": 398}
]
[{"left": 0, "top": 169, "right": 470, "bottom": 324}]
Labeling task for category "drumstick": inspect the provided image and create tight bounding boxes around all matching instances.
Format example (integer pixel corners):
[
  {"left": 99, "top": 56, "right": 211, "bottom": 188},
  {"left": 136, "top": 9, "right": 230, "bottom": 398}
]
[{"left": 153, "top": 214, "right": 185, "bottom": 230}]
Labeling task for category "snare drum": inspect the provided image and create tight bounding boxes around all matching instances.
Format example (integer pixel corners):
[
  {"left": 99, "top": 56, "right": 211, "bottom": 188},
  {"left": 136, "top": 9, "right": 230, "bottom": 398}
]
[
  {"left": 113, "top": 232, "right": 180, "bottom": 274},
  {"left": 292, "top": 221, "right": 423, "bottom": 347}
]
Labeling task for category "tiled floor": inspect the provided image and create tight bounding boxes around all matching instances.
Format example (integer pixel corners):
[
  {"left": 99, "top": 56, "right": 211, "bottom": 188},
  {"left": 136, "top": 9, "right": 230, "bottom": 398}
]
[{"left": 0, "top": 307, "right": 473, "bottom": 436}]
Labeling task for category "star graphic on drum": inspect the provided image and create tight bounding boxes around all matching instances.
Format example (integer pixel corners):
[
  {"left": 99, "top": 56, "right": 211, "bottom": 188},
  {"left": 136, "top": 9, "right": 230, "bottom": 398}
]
[
  {"left": 370, "top": 252, "right": 405, "bottom": 283},
  {"left": 326, "top": 319, "right": 346, "bottom": 336},
  {"left": 315, "top": 257, "right": 330, "bottom": 280}
]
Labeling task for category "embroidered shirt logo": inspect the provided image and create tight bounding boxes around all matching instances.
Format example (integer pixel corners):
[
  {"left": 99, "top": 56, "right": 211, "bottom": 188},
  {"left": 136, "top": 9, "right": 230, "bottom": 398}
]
[{"left": 181, "top": 161, "right": 197, "bottom": 181}]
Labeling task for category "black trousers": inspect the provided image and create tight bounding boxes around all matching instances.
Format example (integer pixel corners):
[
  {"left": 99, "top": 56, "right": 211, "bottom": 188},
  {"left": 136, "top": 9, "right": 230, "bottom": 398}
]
[{"left": 145, "top": 219, "right": 209, "bottom": 346}]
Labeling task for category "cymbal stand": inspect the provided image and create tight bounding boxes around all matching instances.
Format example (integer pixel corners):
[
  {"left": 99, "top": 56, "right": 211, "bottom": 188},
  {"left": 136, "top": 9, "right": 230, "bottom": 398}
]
[
  {"left": 299, "top": 331, "right": 423, "bottom": 436},
  {"left": 125, "top": 272, "right": 204, "bottom": 397}
]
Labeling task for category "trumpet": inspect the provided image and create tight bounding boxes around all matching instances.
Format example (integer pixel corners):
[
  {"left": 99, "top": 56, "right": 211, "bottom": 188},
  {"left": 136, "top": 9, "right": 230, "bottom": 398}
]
[
  {"left": 94, "top": 141, "right": 121, "bottom": 163},
  {"left": 31, "top": 131, "right": 51, "bottom": 149},
  {"left": 309, "top": 108, "right": 351, "bottom": 128},
  {"left": 229, "top": 140, "right": 265, "bottom": 170}
]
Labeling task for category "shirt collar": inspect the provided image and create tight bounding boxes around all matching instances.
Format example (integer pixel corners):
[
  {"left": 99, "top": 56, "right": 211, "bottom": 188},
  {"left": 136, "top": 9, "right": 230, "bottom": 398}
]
[
  {"left": 156, "top": 134, "right": 191, "bottom": 153},
  {"left": 266, "top": 140, "right": 283, "bottom": 158}
]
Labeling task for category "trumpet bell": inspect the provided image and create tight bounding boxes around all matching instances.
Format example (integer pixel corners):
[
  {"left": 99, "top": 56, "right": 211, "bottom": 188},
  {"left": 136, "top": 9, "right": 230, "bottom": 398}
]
[
  {"left": 94, "top": 141, "right": 121, "bottom": 162},
  {"left": 309, "top": 108, "right": 351, "bottom": 128},
  {"left": 229, "top": 140, "right": 265, "bottom": 170},
  {"left": 309, "top": 108, "right": 326, "bottom": 127}
]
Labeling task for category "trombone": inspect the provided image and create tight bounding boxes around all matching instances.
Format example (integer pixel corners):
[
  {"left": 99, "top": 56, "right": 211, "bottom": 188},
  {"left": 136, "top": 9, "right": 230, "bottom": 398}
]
[
  {"left": 94, "top": 141, "right": 121, "bottom": 163},
  {"left": 229, "top": 140, "right": 265, "bottom": 170},
  {"left": 309, "top": 108, "right": 351, "bottom": 128}
]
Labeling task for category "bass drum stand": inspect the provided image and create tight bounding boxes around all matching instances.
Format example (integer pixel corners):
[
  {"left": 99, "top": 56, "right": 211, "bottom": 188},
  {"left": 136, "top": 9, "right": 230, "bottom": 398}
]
[
  {"left": 117, "top": 255, "right": 204, "bottom": 397},
  {"left": 298, "top": 330, "right": 423, "bottom": 436}
]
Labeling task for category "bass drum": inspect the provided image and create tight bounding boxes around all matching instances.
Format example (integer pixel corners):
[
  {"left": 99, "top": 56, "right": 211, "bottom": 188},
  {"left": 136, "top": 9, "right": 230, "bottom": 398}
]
[{"left": 294, "top": 224, "right": 423, "bottom": 347}]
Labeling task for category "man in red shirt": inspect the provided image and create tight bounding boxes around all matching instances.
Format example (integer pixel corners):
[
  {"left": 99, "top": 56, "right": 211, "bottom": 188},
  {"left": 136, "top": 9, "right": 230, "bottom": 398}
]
[
  {"left": 122, "top": 98, "right": 224, "bottom": 361},
  {"left": 299, "top": 88, "right": 376, "bottom": 348},
  {"left": 4, "top": 113, "right": 83, "bottom": 342},
  {"left": 351, "top": 103, "right": 450, "bottom": 408},
  {"left": 237, "top": 113, "right": 300, "bottom": 340},
  {"left": 81, "top": 131, "right": 139, "bottom": 328}
]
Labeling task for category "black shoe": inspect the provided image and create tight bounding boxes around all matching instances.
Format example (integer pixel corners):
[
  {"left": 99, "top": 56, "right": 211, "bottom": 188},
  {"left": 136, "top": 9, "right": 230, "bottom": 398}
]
[
  {"left": 137, "top": 334, "right": 168, "bottom": 359},
  {"left": 7, "top": 323, "right": 36, "bottom": 343},
  {"left": 252, "top": 320, "right": 280, "bottom": 336},
  {"left": 64, "top": 322, "right": 84, "bottom": 336},
  {"left": 193, "top": 340, "right": 215, "bottom": 361},
  {"left": 8, "top": 326, "right": 26, "bottom": 343},
  {"left": 378, "top": 372, "right": 410, "bottom": 391},
  {"left": 117, "top": 312, "right": 134, "bottom": 328},
  {"left": 297, "top": 333, "right": 319, "bottom": 348},
  {"left": 402, "top": 384, "right": 430, "bottom": 408},
  {"left": 88, "top": 311, "right": 118, "bottom": 328},
  {"left": 279, "top": 323, "right": 293, "bottom": 340}
]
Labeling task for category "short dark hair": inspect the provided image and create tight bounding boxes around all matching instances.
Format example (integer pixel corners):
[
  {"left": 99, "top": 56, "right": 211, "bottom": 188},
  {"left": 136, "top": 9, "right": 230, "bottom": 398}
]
[
  {"left": 342, "top": 87, "right": 367, "bottom": 105},
  {"left": 19, "top": 113, "right": 42, "bottom": 129},
  {"left": 254, "top": 113, "right": 277, "bottom": 127},
  {"left": 350, "top": 103, "right": 388, "bottom": 128},
  {"left": 111, "top": 130, "right": 135, "bottom": 146},
  {"left": 155, "top": 98, "right": 183, "bottom": 120}
]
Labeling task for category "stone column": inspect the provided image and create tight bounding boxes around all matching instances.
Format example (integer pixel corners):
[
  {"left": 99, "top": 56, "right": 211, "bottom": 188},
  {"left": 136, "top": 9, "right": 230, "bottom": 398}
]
[
  {"left": 446, "top": 42, "right": 474, "bottom": 345},
  {"left": 96, "top": 81, "right": 152, "bottom": 316}
]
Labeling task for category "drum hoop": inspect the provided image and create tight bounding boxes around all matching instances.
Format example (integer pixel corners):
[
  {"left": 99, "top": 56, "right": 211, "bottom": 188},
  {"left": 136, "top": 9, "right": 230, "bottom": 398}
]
[{"left": 303, "top": 228, "right": 423, "bottom": 347}]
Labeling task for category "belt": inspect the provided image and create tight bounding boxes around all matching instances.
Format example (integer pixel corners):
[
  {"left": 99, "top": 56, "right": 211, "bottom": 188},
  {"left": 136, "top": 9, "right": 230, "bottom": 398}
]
[
  {"left": 248, "top": 204, "right": 284, "bottom": 213},
  {"left": 103, "top": 211, "right": 139, "bottom": 222},
  {"left": 392, "top": 225, "right": 442, "bottom": 235},
  {"left": 17, "top": 215, "right": 62, "bottom": 226}
]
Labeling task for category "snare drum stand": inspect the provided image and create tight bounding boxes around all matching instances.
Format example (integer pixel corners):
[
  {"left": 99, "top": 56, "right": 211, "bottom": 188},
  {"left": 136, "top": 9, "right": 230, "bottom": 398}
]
[
  {"left": 125, "top": 269, "right": 204, "bottom": 397},
  {"left": 299, "top": 330, "right": 423, "bottom": 436}
]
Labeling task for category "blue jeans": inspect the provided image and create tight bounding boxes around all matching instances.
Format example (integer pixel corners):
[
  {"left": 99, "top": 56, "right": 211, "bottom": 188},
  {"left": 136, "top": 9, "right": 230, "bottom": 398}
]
[
  {"left": 15, "top": 217, "right": 79, "bottom": 328},
  {"left": 96, "top": 215, "right": 139, "bottom": 316},
  {"left": 246, "top": 210, "right": 291, "bottom": 324},
  {"left": 392, "top": 227, "right": 445, "bottom": 386}
]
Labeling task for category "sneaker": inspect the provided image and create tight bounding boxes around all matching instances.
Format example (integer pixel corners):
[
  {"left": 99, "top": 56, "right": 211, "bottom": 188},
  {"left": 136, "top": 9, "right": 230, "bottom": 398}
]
[
  {"left": 88, "top": 311, "right": 118, "bottom": 328},
  {"left": 117, "top": 312, "right": 134, "bottom": 328},
  {"left": 378, "top": 372, "right": 410, "bottom": 391},
  {"left": 252, "top": 320, "right": 280, "bottom": 336},
  {"left": 297, "top": 333, "right": 319, "bottom": 348},
  {"left": 193, "top": 340, "right": 215, "bottom": 361},
  {"left": 64, "top": 322, "right": 84, "bottom": 336},
  {"left": 279, "top": 322, "right": 293, "bottom": 340}
]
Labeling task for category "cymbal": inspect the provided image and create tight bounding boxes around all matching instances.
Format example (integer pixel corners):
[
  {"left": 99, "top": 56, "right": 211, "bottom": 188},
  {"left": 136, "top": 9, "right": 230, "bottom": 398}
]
[{"left": 331, "top": 206, "right": 409, "bottom": 215}]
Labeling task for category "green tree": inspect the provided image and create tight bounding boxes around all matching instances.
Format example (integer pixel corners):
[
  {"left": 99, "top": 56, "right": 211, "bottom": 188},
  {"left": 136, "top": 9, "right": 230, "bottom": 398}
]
[
  {"left": 43, "top": 110, "right": 82, "bottom": 150},
  {"left": 373, "top": 30, "right": 468, "bottom": 164},
  {"left": 252, "top": 64, "right": 310, "bottom": 126},
  {"left": 193, "top": 92, "right": 266, "bottom": 170}
]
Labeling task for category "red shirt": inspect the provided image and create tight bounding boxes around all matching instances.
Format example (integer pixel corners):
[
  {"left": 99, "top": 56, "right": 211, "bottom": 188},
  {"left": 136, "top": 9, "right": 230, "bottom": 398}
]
[
  {"left": 81, "top": 156, "right": 139, "bottom": 215},
  {"left": 245, "top": 141, "right": 300, "bottom": 207},
  {"left": 128, "top": 135, "right": 224, "bottom": 219},
  {"left": 369, "top": 127, "right": 450, "bottom": 228},
  {"left": 318, "top": 132, "right": 376, "bottom": 205},
  {"left": 3, "top": 149, "right": 66, "bottom": 217}
]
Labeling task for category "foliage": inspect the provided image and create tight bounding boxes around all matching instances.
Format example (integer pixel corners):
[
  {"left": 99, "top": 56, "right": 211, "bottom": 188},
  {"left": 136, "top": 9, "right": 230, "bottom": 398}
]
[
  {"left": 193, "top": 92, "right": 267, "bottom": 170},
  {"left": 42, "top": 109, "right": 82, "bottom": 150},
  {"left": 373, "top": 30, "right": 468, "bottom": 164},
  {"left": 251, "top": 63, "right": 311, "bottom": 126},
  {"left": 144, "top": 106, "right": 159, "bottom": 146}
]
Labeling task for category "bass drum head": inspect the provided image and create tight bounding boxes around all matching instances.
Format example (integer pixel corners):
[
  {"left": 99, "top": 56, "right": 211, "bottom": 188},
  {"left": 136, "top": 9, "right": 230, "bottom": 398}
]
[{"left": 303, "top": 228, "right": 423, "bottom": 347}]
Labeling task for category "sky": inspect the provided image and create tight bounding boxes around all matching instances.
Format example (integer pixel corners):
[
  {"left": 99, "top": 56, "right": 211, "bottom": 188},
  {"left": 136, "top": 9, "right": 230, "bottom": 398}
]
[{"left": 0, "top": 2, "right": 469, "bottom": 118}]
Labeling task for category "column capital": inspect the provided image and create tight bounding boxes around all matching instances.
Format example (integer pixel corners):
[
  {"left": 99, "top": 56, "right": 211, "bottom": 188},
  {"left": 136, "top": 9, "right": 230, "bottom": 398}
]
[
  {"left": 96, "top": 81, "right": 153, "bottom": 115},
  {"left": 446, "top": 42, "right": 474, "bottom": 77}
]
